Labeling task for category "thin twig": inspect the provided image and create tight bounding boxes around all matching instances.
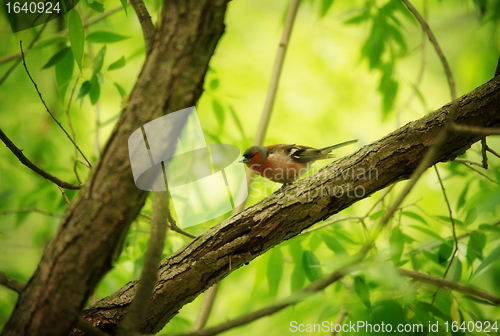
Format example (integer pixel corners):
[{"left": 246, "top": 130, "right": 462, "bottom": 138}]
[
  {"left": 0, "top": 271, "right": 25, "bottom": 293},
  {"left": 20, "top": 41, "right": 92, "bottom": 168},
  {"left": 458, "top": 162, "right": 499, "bottom": 185},
  {"left": 453, "top": 158, "right": 484, "bottom": 167},
  {"left": 431, "top": 165, "right": 459, "bottom": 304},
  {"left": 139, "top": 212, "right": 196, "bottom": 239},
  {"left": 486, "top": 146, "right": 500, "bottom": 160},
  {"left": 400, "top": 269, "right": 500, "bottom": 305},
  {"left": 130, "top": 0, "right": 156, "bottom": 54},
  {"left": 299, "top": 216, "right": 364, "bottom": 235},
  {"left": 58, "top": 186, "right": 71, "bottom": 204},
  {"left": 0, "top": 128, "right": 82, "bottom": 190},
  {"left": 66, "top": 76, "right": 83, "bottom": 183},
  {"left": 481, "top": 138, "right": 488, "bottom": 169},
  {"left": 452, "top": 124, "right": 500, "bottom": 136},
  {"left": 0, "top": 208, "right": 62, "bottom": 217}
]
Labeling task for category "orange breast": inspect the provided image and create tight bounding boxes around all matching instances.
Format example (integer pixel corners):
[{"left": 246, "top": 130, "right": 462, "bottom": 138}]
[{"left": 250, "top": 153, "right": 309, "bottom": 184}]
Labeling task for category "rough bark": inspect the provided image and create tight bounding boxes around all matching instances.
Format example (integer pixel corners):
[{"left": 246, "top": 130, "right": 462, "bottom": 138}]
[
  {"left": 1, "top": 1, "right": 228, "bottom": 336},
  {"left": 80, "top": 76, "right": 500, "bottom": 334}
]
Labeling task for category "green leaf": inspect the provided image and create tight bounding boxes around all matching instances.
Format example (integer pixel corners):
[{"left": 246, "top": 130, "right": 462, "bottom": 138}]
[
  {"left": 422, "top": 250, "right": 440, "bottom": 265},
  {"left": 86, "top": 31, "right": 130, "bottom": 43},
  {"left": 77, "top": 80, "right": 91, "bottom": 99},
  {"left": 466, "top": 232, "right": 487, "bottom": 265},
  {"left": 478, "top": 224, "right": 500, "bottom": 232},
  {"left": 302, "top": 251, "right": 322, "bottom": 282},
  {"left": 291, "top": 263, "right": 306, "bottom": 292},
  {"left": 390, "top": 226, "right": 404, "bottom": 265},
  {"left": 344, "top": 10, "right": 370, "bottom": 25},
  {"left": 410, "top": 252, "right": 419, "bottom": 271},
  {"left": 438, "top": 241, "right": 453, "bottom": 264},
  {"left": 464, "top": 208, "right": 478, "bottom": 226},
  {"left": 42, "top": 47, "right": 71, "bottom": 69},
  {"left": 209, "top": 79, "right": 219, "bottom": 90},
  {"left": 32, "top": 36, "right": 68, "bottom": 51},
  {"left": 55, "top": 49, "right": 74, "bottom": 102},
  {"left": 401, "top": 211, "right": 427, "bottom": 225},
  {"left": 369, "top": 209, "right": 385, "bottom": 220},
  {"left": 228, "top": 106, "right": 245, "bottom": 140},
  {"left": 93, "top": 46, "right": 106, "bottom": 76},
  {"left": 68, "top": 10, "right": 85, "bottom": 71},
  {"left": 473, "top": 244, "right": 500, "bottom": 277},
  {"left": 88, "top": 1, "right": 104, "bottom": 12},
  {"left": 114, "top": 83, "right": 127, "bottom": 98},
  {"left": 212, "top": 100, "right": 225, "bottom": 127},
  {"left": 456, "top": 182, "right": 469, "bottom": 212},
  {"left": 322, "top": 234, "right": 347, "bottom": 255},
  {"left": 409, "top": 225, "right": 446, "bottom": 242},
  {"left": 267, "top": 247, "right": 283, "bottom": 297},
  {"left": 108, "top": 56, "right": 126, "bottom": 71},
  {"left": 446, "top": 258, "right": 462, "bottom": 282},
  {"left": 320, "top": 0, "right": 334, "bottom": 17},
  {"left": 120, "top": 0, "right": 127, "bottom": 15},
  {"left": 418, "top": 302, "right": 450, "bottom": 321},
  {"left": 353, "top": 276, "right": 371, "bottom": 309},
  {"left": 89, "top": 75, "right": 100, "bottom": 105}
]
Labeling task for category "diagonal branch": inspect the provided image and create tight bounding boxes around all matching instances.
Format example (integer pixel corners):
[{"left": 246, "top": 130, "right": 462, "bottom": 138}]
[
  {"left": 80, "top": 76, "right": 500, "bottom": 334},
  {"left": 20, "top": 41, "right": 92, "bottom": 168},
  {"left": 0, "top": 128, "right": 82, "bottom": 190}
]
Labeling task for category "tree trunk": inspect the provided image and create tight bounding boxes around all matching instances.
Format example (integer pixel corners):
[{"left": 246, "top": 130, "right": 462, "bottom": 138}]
[
  {"left": 80, "top": 76, "right": 500, "bottom": 334},
  {"left": 1, "top": 1, "right": 228, "bottom": 335}
]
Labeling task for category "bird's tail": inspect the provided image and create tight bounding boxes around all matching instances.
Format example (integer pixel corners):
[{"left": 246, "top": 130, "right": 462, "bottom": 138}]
[{"left": 320, "top": 139, "right": 358, "bottom": 157}]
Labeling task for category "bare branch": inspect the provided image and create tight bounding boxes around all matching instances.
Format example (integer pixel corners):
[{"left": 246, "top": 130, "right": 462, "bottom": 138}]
[
  {"left": 453, "top": 158, "right": 484, "bottom": 167},
  {"left": 481, "top": 138, "right": 488, "bottom": 169},
  {"left": 0, "top": 271, "right": 24, "bottom": 294},
  {"left": 458, "top": 161, "right": 499, "bottom": 185},
  {"left": 400, "top": 269, "right": 500, "bottom": 305},
  {"left": 431, "top": 165, "right": 459, "bottom": 303},
  {"left": 0, "top": 208, "right": 62, "bottom": 217},
  {"left": 0, "top": 128, "right": 82, "bottom": 190},
  {"left": 20, "top": 41, "right": 92, "bottom": 168},
  {"left": 452, "top": 123, "right": 500, "bottom": 136},
  {"left": 486, "top": 146, "right": 500, "bottom": 160},
  {"left": 139, "top": 212, "right": 196, "bottom": 239}
]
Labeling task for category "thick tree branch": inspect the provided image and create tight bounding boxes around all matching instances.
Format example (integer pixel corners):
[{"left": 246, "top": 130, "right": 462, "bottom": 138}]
[
  {"left": 0, "top": 128, "right": 83, "bottom": 190},
  {"left": 80, "top": 76, "right": 500, "bottom": 334},
  {"left": 2, "top": 1, "right": 229, "bottom": 336}
]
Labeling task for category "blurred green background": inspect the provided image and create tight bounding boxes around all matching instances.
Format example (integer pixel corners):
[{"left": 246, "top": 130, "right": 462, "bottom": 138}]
[{"left": 1, "top": 0, "right": 500, "bottom": 334}]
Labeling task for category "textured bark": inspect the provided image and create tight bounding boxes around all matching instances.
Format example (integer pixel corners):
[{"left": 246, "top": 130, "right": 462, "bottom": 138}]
[
  {"left": 80, "top": 76, "right": 500, "bottom": 334},
  {"left": 1, "top": 1, "right": 228, "bottom": 336}
]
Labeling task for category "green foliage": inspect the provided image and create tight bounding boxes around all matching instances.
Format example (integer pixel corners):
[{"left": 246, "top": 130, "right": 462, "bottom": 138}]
[
  {"left": 86, "top": 31, "right": 130, "bottom": 43},
  {"left": 68, "top": 10, "right": 85, "bottom": 71}
]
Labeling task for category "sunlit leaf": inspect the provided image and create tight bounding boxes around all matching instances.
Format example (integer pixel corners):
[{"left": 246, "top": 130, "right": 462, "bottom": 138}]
[
  {"left": 402, "top": 211, "right": 427, "bottom": 225},
  {"left": 93, "top": 46, "right": 106, "bottom": 76},
  {"left": 456, "top": 182, "right": 469, "bottom": 212},
  {"left": 464, "top": 207, "right": 478, "bottom": 226},
  {"left": 89, "top": 75, "right": 100, "bottom": 105},
  {"left": 473, "top": 244, "right": 500, "bottom": 277},
  {"left": 409, "top": 225, "right": 446, "bottom": 242},
  {"left": 77, "top": 80, "right": 91, "bottom": 99},
  {"left": 120, "top": 0, "right": 127, "bottom": 15},
  {"left": 55, "top": 48, "right": 74, "bottom": 101},
  {"left": 302, "top": 251, "right": 322, "bottom": 282},
  {"left": 108, "top": 56, "right": 126, "bottom": 71},
  {"left": 320, "top": 0, "right": 334, "bottom": 17},
  {"left": 353, "top": 276, "right": 371, "bottom": 309},
  {"left": 438, "top": 241, "right": 453, "bottom": 264},
  {"left": 88, "top": 1, "right": 104, "bottom": 12},
  {"left": 86, "top": 31, "right": 130, "bottom": 43},
  {"left": 390, "top": 226, "right": 404, "bottom": 265},
  {"left": 267, "top": 247, "right": 283, "bottom": 297},
  {"left": 42, "top": 47, "right": 71, "bottom": 69},
  {"left": 114, "top": 82, "right": 127, "bottom": 98},
  {"left": 209, "top": 79, "right": 219, "bottom": 90},
  {"left": 32, "top": 36, "right": 68, "bottom": 51},
  {"left": 212, "top": 99, "right": 225, "bottom": 128},
  {"left": 322, "top": 234, "right": 347, "bottom": 255},
  {"left": 369, "top": 209, "right": 385, "bottom": 220},
  {"left": 69, "top": 10, "right": 85, "bottom": 71}
]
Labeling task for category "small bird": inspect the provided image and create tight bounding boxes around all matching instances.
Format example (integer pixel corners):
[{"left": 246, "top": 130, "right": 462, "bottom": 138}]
[{"left": 239, "top": 140, "right": 357, "bottom": 185}]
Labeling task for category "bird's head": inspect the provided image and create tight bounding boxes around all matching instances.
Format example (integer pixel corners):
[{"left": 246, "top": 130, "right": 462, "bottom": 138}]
[{"left": 239, "top": 146, "right": 268, "bottom": 167}]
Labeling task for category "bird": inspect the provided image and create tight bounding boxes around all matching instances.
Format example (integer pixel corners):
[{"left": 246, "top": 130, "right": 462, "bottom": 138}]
[{"left": 239, "top": 140, "right": 357, "bottom": 185}]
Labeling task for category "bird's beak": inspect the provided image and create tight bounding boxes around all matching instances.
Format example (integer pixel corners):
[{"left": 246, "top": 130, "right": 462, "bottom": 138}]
[{"left": 239, "top": 157, "right": 249, "bottom": 164}]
